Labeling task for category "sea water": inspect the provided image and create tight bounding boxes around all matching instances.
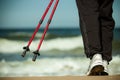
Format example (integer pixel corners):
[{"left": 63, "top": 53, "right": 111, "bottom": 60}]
[{"left": 0, "top": 28, "right": 120, "bottom": 76}]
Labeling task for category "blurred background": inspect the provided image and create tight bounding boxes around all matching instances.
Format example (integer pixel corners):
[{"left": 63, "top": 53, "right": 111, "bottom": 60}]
[{"left": 0, "top": 0, "right": 120, "bottom": 76}]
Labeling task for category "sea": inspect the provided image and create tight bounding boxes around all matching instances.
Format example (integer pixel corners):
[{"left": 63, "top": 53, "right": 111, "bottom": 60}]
[{"left": 0, "top": 27, "right": 120, "bottom": 77}]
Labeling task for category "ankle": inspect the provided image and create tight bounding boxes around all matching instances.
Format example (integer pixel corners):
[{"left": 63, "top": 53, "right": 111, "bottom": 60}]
[{"left": 92, "top": 54, "right": 103, "bottom": 61}]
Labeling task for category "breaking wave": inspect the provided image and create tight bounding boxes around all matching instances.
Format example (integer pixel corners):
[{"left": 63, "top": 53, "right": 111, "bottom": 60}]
[
  {"left": 0, "top": 56, "right": 120, "bottom": 76},
  {"left": 0, "top": 36, "right": 83, "bottom": 53}
]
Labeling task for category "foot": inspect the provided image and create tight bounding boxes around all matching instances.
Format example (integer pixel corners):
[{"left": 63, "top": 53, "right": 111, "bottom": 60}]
[
  {"left": 87, "top": 54, "right": 104, "bottom": 76},
  {"left": 101, "top": 60, "right": 109, "bottom": 75}
]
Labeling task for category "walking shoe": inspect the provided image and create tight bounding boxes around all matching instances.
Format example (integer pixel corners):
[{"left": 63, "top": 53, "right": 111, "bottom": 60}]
[
  {"left": 100, "top": 60, "right": 109, "bottom": 75},
  {"left": 87, "top": 54, "right": 104, "bottom": 76}
]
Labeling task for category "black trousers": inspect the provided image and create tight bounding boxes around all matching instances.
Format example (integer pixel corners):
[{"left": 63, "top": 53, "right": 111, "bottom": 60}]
[{"left": 76, "top": 0, "right": 115, "bottom": 62}]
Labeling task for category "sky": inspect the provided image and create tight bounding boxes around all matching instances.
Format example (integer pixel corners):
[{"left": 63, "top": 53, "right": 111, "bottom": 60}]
[{"left": 0, "top": 0, "right": 120, "bottom": 29}]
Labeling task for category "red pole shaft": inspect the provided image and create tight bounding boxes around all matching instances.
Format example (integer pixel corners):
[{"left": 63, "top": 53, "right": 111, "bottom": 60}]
[
  {"left": 37, "top": 0, "right": 59, "bottom": 51},
  {"left": 27, "top": 0, "right": 54, "bottom": 47}
]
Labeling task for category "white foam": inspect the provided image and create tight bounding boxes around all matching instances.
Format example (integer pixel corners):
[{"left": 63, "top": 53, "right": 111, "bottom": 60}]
[
  {"left": 0, "top": 57, "right": 89, "bottom": 76},
  {"left": 0, "top": 36, "right": 83, "bottom": 53},
  {"left": 0, "top": 56, "right": 120, "bottom": 76}
]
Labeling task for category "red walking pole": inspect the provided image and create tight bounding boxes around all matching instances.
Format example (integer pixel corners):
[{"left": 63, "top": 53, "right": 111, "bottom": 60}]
[
  {"left": 22, "top": 0, "right": 54, "bottom": 57},
  {"left": 32, "top": 0, "right": 59, "bottom": 61}
]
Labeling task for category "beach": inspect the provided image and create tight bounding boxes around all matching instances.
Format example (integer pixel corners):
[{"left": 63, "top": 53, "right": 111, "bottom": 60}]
[
  {"left": 0, "top": 28, "right": 120, "bottom": 77},
  {"left": 0, "top": 76, "right": 120, "bottom": 80}
]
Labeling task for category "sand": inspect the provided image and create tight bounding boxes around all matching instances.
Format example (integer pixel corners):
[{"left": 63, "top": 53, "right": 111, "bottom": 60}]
[{"left": 0, "top": 75, "right": 120, "bottom": 80}]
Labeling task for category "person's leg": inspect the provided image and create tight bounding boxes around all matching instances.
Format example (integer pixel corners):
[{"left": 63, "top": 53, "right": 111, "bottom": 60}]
[
  {"left": 76, "top": 0, "right": 115, "bottom": 76},
  {"left": 99, "top": 0, "right": 115, "bottom": 62},
  {"left": 76, "top": 0, "right": 111, "bottom": 76},
  {"left": 76, "top": 0, "right": 102, "bottom": 59}
]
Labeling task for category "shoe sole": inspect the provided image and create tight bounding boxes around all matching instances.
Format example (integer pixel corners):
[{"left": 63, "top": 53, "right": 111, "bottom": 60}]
[
  {"left": 88, "top": 65, "right": 105, "bottom": 76},
  {"left": 100, "top": 72, "right": 109, "bottom": 76}
]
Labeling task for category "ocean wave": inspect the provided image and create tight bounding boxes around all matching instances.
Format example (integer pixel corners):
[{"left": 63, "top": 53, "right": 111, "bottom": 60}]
[
  {"left": 0, "top": 56, "right": 120, "bottom": 76},
  {"left": 8, "top": 32, "right": 43, "bottom": 38},
  {"left": 0, "top": 32, "right": 44, "bottom": 40},
  {"left": 0, "top": 36, "right": 83, "bottom": 53},
  {"left": 0, "top": 32, "right": 80, "bottom": 41}
]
